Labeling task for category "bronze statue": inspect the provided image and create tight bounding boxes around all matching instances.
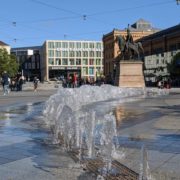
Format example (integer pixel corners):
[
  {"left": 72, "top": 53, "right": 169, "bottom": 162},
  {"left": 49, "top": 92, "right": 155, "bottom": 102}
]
[{"left": 115, "top": 25, "right": 144, "bottom": 61}]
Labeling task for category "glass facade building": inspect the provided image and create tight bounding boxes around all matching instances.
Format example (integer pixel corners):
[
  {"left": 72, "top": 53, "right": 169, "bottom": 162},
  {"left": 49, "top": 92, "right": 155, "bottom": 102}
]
[{"left": 42, "top": 40, "right": 103, "bottom": 81}]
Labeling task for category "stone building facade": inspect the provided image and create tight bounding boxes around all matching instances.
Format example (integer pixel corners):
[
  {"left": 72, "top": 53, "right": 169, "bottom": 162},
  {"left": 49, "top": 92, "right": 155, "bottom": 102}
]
[
  {"left": 139, "top": 24, "right": 180, "bottom": 86},
  {"left": 102, "top": 19, "right": 158, "bottom": 81}
]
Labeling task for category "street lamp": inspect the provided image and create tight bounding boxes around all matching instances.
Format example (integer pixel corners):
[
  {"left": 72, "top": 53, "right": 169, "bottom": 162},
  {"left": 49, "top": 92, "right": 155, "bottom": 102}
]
[{"left": 176, "top": 0, "right": 180, "bottom": 5}]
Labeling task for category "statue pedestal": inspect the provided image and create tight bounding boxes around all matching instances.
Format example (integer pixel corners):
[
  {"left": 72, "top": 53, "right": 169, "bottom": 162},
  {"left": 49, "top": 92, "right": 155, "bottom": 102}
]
[{"left": 115, "top": 61, "right": 145, "bottom": 88}]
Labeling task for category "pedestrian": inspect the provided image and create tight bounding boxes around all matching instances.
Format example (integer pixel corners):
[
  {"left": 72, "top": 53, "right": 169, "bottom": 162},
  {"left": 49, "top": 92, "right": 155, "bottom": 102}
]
[
  {"left": 18, "top": 76, "right": 24, "bottom": 91},
  {"left": 1, "top": 71, "right": 10, "bottom": 95},
  {"left": 33, "top": 76, "right": 39, "bottom": 92}
]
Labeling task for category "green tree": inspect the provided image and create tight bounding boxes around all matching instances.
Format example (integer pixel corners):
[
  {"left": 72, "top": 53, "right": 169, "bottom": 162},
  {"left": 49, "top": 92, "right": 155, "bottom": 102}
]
[
  {"left": 167, "top": 52, "right": 180, "bottom": 77},
  {"left": 0, "top": 48, "right": 18, "bottom": 77}
]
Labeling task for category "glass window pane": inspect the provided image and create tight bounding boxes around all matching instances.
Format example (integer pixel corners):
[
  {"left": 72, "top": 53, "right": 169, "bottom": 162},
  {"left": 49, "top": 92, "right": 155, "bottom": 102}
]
[
  {"left": 48, "top": 50, "right": 54, "bottom": 57},
  {"left": 69, "top": 51, "right": 75, "bottom": 57},
  {"left": 69, "top": 42, "right": 75, "bottom": 49},
  {"left": 48, "top": 42, "right": 54, "bottom": 48},
  {"left": 76, "top": 42, "right": 81, "bottom": 49},
  {"left": 89, "top": 59, "right": 94, "bottom": 65},
  {"left": 96, "top": 59, "right": 101, "bottom": 65},
  {"left": 62, "top": 51, "right": 68, "bottom": 57},
  {"left": 83, "top": 67, "right": 88, "bottom": 75},
  {"left": 76, "top": 59, "right": 81, "bottom": 65},
  {"left": 83, "top": 59, "right": 88, "bottom": 65},
  {"left": 55, "top": 42, "right": 61, "bottom": 48},
  {"left": 55, "top": 58, "right": 61, "bottom": 65},
  {"left": 69, "top": 59, "right": 75, "bottom": 65},
  {"left": 90, "top": 51, "right": 94, "bottom": 57},
  {"left": 62, "top": 42, "right": 68, "bottom": 48},
  {"left": 89, "top": 67, "right": 94, "bottom": 75},
  {"left": 48, "top": 58, "right": 54, "bottom": 65},
  {"left": 62, "top": 58, "right": 68, "bottom": 65}
]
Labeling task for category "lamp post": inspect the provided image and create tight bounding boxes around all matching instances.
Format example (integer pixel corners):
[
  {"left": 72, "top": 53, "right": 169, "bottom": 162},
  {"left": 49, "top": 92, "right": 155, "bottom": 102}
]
[{"left": 176, "top": 0, "right": 180, "bottom": 5}]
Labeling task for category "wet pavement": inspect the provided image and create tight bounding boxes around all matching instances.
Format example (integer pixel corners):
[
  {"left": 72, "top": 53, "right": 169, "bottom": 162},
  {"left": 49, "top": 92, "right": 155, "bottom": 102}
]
[
  {"left": 0, "top": 90, "right": 83, "bottom": 180},
  {"left": 0, "top": 88, "right": 180, "bottom": 179},
  {"left": 113, "top": 89, "right": 180, "bottom": 179}
]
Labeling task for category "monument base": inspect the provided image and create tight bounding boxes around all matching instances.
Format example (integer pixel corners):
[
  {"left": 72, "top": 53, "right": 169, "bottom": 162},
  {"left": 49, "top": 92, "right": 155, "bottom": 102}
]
[{"left": 115, "top": 61, "right": 145, "bottom": 88}]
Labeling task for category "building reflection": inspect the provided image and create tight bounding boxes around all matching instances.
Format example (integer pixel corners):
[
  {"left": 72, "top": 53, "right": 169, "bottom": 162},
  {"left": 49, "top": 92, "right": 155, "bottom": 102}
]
[{"left": 114, "top": 105, "right": 126, "bottom": 127}]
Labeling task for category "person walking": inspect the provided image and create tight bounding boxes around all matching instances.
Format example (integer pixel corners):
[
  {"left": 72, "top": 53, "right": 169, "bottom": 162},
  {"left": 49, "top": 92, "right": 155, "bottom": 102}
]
[
  {"left": 33, "top": 76, "right": 39, "bottom": 92},
  {"left": 1, "top": 71, "right": 10, "bottom": 95}
]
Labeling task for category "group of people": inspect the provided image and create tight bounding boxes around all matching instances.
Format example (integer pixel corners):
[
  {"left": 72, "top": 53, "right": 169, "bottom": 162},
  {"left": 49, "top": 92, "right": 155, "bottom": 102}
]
[
  {"left": 1, "top": 71, "right": 25, "bottom": 95},
  {"left": 62, "top": 75, "right": 106, "bottom": 88},
  {"left": 1, "top": 71, "right": 40, "bottom": 95},
  {"left": 157, "top": 79, "right": 171, "bottom": 89}
]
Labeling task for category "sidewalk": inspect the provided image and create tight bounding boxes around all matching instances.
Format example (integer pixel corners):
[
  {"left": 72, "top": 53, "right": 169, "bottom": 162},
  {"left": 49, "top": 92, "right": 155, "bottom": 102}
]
[{"left": 0, "top": 87, "right": 179, "bottom": 179}]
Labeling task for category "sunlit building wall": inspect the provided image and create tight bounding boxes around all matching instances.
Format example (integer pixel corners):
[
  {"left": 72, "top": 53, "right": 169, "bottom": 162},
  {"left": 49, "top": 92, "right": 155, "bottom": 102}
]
[{"left": 0, "top": 41, "right": 11, "bottom": 54}]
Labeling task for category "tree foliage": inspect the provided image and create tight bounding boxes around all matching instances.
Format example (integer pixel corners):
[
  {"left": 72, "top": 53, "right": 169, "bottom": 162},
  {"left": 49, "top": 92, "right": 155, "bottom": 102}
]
[
  {"left": 167, "top": 52, "right": 180, "bottom": 77},
  {"left": 0, "top": 48, "right": 19, "bottom": 77}
]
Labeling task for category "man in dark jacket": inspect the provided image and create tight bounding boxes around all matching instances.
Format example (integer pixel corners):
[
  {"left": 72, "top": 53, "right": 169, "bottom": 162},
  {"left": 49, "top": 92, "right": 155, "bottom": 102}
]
[{"left": 1, "top": 71, "right": 10, "bottom": 95}]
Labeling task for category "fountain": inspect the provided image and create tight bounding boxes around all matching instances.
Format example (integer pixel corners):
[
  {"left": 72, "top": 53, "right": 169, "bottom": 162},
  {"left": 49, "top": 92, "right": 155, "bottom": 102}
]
[{"left": 43, "top": 85, "right": 168, "bottom": 179}]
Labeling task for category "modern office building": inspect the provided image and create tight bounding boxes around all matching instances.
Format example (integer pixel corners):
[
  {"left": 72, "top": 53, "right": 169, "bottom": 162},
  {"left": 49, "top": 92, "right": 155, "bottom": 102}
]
[
  {"left": 11, "top": 46, "right": 42, "bottom": 81},
  {"left": 139, "top": 24, "right": 180, "bottom": 85},
  {"left": 103, "top": 19, "right": 158, "bottom": 80},
  {"left": 41, "top": 40, "right": 103, "bottom": 81}
]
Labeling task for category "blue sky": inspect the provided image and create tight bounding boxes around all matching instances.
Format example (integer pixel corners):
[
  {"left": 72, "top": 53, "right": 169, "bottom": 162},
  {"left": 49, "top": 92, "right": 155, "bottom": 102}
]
[{"left": 0, "top": 0, "right": 179, "bottom": 48}]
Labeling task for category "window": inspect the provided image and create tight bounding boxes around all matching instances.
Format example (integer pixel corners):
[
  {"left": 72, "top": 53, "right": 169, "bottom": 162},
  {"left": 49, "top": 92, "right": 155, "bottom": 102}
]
[
  {"left": 76, "top": 42, "right": 81, "bottom": 49},
  {"left": 48, "top": 50, "right": 54, "bottom": 57},
  {"left": 48, "top": 42, "right": 54, "bottom": 48},
  {"left": 32, "top": 62, "right": 35, "bottom": 69},
  {"left": 76, "top": 51, "right": 81, "bottom": 57},
  {"left": 89, "top": 51, "right": 94, "bottom": 57},
  {"left": 96, "top": 51, "right": 101, "bottom": 57},
  {"left": 89, "top": 67, "right": 94, "bottom": 75},
  {"left": 62, "top": 51, "right": 68, "bottom": 57},
  {"left": 69, "top": 59, "right": 75, "bottom": 65},
  {"left": 55, "top": 51, "right": 61, "bottom": 57},
  {"left": 83, "top": 51, "right": 88, "bottom": 57},
  {"left": 69, "top": 42, "right": 75, "bottom": 49},
  {"left": 62, "top": 42, "right": 68, "bottom": 48},
  {"left": 55, "top": 42, "right": 61, "bottom": 48},
  {"left": 89, "top": 59, "right": 94, "bottom": 65},
  {"left": 96, "top": 43, "right": 102, "bottom": 49},
  {"left": 82, "top": 43, "right": 88, "bottom": 49},
  {"left": 83, "top": 67, "right": 88, "bottom": 75},
  {"left": 83, "top": 59, "right": 88, "bottom": 65},
  {"left": 76, "top": 59, "right": 81, "bottom": 65},
  {"left": 25, "top": 63, "right": 27, "bottom": 69},
  {"left": 55, "top": 58, "right": 61, "bottom": 65},
  {"left": 62, "top": 58, "right": 68, "bottom": 65},
  {"left": 37, "top": 62, "right": 39, "bottom": 69},
  {"left": 69, "top": 51, "right": 75, "bottom": 57},
  {"left": 89, "top": 43, "right": 94, "bottom": 49},
  {"left": 96, "top": 59, "right": 101, "bottom": 65},
  {"left": 48, "top": 58, "right": 54, "bottom": 65}
]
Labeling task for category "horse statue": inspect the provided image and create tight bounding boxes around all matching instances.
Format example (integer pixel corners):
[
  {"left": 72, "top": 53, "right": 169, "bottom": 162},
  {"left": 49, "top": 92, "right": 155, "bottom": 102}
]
[{"left": 115, "top": 35, "right": 144, "bottom": 61}]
